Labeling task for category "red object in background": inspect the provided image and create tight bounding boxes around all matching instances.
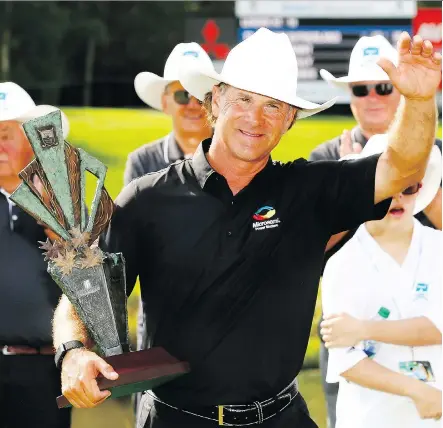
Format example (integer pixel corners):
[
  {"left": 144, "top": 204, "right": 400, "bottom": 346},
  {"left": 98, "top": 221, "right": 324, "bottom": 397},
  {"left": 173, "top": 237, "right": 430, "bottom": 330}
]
[
  {"left": 413, "top": 8, "right": 442, "bottom": 88},
  {"left": 201, "top": 19, "right": 230, "bottom": 60}
]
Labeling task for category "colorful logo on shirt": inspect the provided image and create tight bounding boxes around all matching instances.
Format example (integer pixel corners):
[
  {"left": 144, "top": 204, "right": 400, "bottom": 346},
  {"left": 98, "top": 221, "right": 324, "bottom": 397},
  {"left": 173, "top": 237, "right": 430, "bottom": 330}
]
[
  {"left": 414, "top": 283, "right": 429, "bottom": 300},
  {"left": 253, "top": 206, "right": 276, "bottom": 221},
  {"left": 252, "top": 205, "right": 281, "bottom": 231},
  {"left": 0, "top": 92, "right": 6, "bottom": 100},
  {"left": 363, "top": 47, "right": 379, "bottom": 56}
]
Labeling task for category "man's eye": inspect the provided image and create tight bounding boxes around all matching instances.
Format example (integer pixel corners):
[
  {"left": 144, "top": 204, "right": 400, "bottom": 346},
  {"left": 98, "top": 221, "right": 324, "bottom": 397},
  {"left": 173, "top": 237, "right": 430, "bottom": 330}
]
[{"left": 239, "top": 97, "right": 250, "bottom": 102}]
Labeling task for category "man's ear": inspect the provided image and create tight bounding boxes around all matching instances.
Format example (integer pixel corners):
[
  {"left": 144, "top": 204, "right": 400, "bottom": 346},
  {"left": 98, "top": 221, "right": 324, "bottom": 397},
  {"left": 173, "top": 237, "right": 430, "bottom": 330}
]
[
  {"left": 212, "top": 85, "right": 222, "bottom": 119},
  {"left": 161, "top": 91, "right": 170, "bottom": 114},
  {"left": 283, "top": 107, "right": 297, "bottom": 134}
]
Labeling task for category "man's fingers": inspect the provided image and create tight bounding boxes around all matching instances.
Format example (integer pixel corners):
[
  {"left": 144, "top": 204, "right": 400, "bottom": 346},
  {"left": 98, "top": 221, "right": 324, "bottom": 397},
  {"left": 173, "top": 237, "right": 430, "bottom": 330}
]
[
  {"left": 432, "top": 51, "right": 442, "bottom": 65},
  {"left": 352, "top": 143, "right": 363, "bottom": 154},
  {"left": 63, "top": 390, "right": 83, "bottom": 409},
  {"left": 79, "top": 374, "right": 110, "bottom": 405},
  {"left": 377, "top": 58, "right": 400, "bottom": 86},
  {"left": 64, "top": 386, "right": 93, "bottom": 408},
  {"left": 421, "top": 40, "right": 434, "bottom": 58},
  {"left": 397, "top": 31, "right": 412, "bottom": 55},
  {"left": 339, "top": 129, "right": 352, "bottom": 157},
  {"left": 411, "top": 35, "right": 424, "bottom": 55},
  {"left": 95, "top": 357, "right": 119, "bottom": 381}
]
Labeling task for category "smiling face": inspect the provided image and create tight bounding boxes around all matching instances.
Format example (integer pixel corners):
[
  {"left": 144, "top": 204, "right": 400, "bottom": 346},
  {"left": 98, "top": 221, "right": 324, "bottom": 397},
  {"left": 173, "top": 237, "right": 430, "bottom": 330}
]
[
  {"left": 210, "top": 85, "right": 296, "bottom": 163},
  {"left": 161, "top": 81, "right": 211, "bottom": 137},
  {"left": 350, "top": 80, "right": 401, "bottom": 134}
]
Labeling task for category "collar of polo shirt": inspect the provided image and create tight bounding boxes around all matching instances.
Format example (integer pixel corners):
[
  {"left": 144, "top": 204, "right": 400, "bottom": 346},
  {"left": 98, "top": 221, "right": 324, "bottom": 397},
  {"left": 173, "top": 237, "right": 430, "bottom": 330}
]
[{"left": 191, "top": 139, "right": 274, "bottom": 190}]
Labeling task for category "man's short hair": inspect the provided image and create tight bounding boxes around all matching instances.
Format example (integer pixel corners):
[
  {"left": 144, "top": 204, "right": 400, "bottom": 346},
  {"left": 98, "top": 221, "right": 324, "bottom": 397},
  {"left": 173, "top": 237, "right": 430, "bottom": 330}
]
[{"left": 202, "top": 83, "right": 298, "bottom": 130}]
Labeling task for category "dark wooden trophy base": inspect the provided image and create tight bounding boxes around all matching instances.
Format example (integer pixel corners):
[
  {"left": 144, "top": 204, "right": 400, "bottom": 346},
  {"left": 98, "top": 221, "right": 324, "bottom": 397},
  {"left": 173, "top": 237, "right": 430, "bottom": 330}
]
[{"left": 56, "top": 347, "right": 190, "bottom": 408}]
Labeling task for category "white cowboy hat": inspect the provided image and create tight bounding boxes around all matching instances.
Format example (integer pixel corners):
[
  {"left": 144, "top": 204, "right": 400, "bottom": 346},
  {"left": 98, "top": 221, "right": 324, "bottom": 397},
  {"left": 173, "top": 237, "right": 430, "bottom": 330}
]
[
  {"left": 341, "top": 134, "right": 442, "bottom": 214},
  {"left": 320, "top": 35, "right": 398, "bottom": 90},
  {"left": 0, "top": 82, "right": 70, "bottom": 138},
  {"left": 179, "top": 27, "right": 337, "bottom": 119},
  {"left": 134, "top": 42, "right": 214, "bottom": 111}
]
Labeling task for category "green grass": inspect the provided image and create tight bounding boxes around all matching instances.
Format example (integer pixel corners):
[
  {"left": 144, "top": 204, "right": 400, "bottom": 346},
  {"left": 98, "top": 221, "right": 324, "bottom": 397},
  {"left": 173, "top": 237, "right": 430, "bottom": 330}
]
[{"left": 65, "top": 107, "right": 440, "bottom": 428}]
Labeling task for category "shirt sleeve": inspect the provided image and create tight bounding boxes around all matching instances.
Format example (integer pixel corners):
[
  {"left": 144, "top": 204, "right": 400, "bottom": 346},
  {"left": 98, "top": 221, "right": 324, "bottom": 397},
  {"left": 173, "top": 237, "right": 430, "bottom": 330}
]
[
  {"left": 99, "top": 180, "right": 141, "bottom": 296},
  {"left": 313, "top": 154, "right": 392, "bottom": 235},
  {"left": 321, "top": 251, "right": 368, "bottom": 383},
  {"left": 124, "top": 152, "right": 145, "bottom": 186}
]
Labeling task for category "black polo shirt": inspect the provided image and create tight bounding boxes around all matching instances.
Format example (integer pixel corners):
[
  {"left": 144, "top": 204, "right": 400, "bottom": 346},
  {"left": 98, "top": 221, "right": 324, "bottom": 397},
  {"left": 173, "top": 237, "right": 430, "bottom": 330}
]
[
  {"left": 124, "top": 133, "right": 185, "bottom": 185},
  {"left": 101, "top": 138, "right": 391, "bottom": 407},
  {"left": 309, "top": 126, "right": 442, "bottom": 267}
]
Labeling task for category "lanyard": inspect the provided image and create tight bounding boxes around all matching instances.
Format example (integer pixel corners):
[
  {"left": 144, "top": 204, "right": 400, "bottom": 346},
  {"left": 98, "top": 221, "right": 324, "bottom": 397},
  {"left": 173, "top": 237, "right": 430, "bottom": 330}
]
[{"left": 356, "top": 227, "right": 423, "bottom": 361}]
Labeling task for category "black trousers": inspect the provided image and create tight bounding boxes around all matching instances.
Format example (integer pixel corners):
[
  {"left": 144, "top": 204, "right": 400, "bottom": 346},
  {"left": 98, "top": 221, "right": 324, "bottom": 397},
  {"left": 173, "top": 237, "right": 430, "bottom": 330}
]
[
  {"left": 138, "top": 392, "right": 318, "bottom": 428},
  {"left": 0, "top": 353, "right": 71, "bottom": 428}
]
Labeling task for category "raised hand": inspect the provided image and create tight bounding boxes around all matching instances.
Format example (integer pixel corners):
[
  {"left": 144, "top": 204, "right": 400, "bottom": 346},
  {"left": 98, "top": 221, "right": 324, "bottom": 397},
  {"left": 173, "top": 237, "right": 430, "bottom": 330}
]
[{"left": 377, "top": 32, "right": 442, "bottom": 101}]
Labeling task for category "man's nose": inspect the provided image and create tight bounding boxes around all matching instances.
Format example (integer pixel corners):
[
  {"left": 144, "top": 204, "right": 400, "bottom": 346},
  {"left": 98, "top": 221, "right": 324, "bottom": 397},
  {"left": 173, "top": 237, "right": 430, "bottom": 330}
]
[{"left": 187, "top": 96, "right": 203, "bottom": 109}]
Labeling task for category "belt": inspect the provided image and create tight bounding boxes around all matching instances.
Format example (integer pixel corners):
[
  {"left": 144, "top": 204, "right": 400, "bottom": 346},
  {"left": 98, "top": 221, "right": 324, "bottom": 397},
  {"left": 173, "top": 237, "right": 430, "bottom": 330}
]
[
  {"left": 149, "top": 378, "right": 299, "bottom": 426},
  {"left": 2, "top": 345, "right": 55, "bottom": 356}
]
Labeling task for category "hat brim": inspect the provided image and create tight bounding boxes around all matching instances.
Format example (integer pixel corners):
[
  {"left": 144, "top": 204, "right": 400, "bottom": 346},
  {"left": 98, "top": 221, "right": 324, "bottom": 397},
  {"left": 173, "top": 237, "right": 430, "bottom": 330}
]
[
  {"left": 341, "top": 143, "right": 441, "bottom": 215},
  {"left": 16, "top": 105, "right": 70, "bottom": 139},
  {"left": 180, "top": 66, "right": 337, "bottom": 119},
  {"left": 134, "top": 72, "right": 175, "bottom": 111},
  {"left": 320, "top": 69, "right": 391, "bottom": 90}
]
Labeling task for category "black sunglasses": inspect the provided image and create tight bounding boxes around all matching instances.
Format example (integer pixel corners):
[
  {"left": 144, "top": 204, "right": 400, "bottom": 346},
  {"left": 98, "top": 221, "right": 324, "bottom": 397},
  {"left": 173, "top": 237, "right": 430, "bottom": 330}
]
[
  {"left": 402, "top": 183, "right": 422, "bottom": 195},
  {"left": 351, "top": 83, "right": 394, "bottom": 97},
  {"left": 173, "top": 90, "right": 202, "bottom": 105}
]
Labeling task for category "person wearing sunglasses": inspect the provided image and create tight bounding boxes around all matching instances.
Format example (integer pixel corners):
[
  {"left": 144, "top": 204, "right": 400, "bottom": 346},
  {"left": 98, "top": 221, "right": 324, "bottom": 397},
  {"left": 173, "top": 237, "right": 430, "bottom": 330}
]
[
  {"left": 126, "top": 42, "right": 214, "bottom": 186},
  {"left": 320, "top": 135, "right": 442, "bottom": 428},
  {"left": 310, "top": 35, "right": 442, "bottom": 428}
]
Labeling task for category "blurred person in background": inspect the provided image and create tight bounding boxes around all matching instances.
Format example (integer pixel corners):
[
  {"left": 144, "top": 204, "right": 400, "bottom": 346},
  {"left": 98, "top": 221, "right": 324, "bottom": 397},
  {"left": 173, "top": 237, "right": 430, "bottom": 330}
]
[
  {"left": 309, "top": 35, "right": 442, "bottom": 428},
  {"left": 321, "top": 135, "right": 442, "bottom": 427},
  {"left": 125, "top": 41, "right": 214, "bottom": 185},
  {"left": 126, "top": 42, "right": 214, "bottom": 421},
  {"left": 0, "top": 82, "right": 71, "bottom": 428}
]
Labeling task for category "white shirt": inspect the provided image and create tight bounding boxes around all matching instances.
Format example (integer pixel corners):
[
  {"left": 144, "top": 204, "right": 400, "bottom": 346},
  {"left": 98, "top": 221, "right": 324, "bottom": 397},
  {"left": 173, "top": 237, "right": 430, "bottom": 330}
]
[{"left": 322, "top": 220, "right": 442, "bottom": 428}]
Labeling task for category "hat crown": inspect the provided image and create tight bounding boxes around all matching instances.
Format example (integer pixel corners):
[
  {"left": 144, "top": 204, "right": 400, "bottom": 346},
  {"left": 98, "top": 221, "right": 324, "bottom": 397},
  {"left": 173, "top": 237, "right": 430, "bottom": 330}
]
[
  {"left": 348, "top": 35, "right": 398, "bottom": 80},
  {"left": 0, "top": 82, "right": 36, "bottom": 121},
  {"left": 219, "top": 28, "right": 299, "bottom": 104},
  {"left": 163, "top": 42, "right": 213, "bottom": 81}
]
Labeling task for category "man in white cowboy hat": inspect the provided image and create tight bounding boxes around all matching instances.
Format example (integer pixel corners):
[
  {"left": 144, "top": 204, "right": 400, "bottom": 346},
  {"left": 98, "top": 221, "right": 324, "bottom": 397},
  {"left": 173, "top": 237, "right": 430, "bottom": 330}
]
[
  {"left": 52, "top": 27, "right": 441, "bottom": 428},
  {"left": 0, "top": 82, "right": 71, "bottom": 427},
  {"left": 309, "top": 35, "right": 442, "bottom": 428},
  {"left": 125, "top": 42, "right": 214, "bottom": 185},
  {"left": 320, "top": 134, "right": 442, "bottom": 427}
]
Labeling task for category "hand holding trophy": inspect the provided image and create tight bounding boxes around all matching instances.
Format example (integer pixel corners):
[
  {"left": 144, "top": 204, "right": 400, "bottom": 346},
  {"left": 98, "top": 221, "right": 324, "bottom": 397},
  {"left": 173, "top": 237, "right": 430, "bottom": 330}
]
[{"left": 10, "top": 111, "right": 189, "bottom": 408}]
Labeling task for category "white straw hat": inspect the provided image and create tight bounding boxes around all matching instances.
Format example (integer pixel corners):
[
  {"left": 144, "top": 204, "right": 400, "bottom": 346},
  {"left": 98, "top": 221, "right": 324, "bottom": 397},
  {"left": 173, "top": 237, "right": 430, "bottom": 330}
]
[
  {"left": 134, "top": 42, "right": 214, "bottom": 110},
  {"left": 341, "top": 134, "right": 441, "bottom": 214},
  {"left": 0, "top": 82, "right": 70, "bottom": 138},
  {"left": 320, "top": 35, "right": 398, "bottom": 90},
  {"left": 179, "top": 28, "right": 337, "bottom": 119}
]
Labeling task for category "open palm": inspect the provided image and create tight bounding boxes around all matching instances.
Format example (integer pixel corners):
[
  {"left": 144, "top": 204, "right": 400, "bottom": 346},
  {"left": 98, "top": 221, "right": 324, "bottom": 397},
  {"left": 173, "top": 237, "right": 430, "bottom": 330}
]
[{"left": 378, "top": 32, "right": 442, "bottom": 100}]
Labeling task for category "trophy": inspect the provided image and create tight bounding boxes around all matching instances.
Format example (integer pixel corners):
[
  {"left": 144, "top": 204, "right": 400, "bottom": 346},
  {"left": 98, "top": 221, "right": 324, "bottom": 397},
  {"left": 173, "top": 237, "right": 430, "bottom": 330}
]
[{"left": 10, "top": 111, "right": 189, "bottom": 408}]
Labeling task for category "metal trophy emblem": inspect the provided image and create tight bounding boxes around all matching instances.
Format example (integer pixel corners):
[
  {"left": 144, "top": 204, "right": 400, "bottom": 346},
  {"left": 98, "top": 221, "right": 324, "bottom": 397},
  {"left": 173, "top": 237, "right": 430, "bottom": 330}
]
[{"left": 10, "top": 111, "right": 189, "bottom": 408}]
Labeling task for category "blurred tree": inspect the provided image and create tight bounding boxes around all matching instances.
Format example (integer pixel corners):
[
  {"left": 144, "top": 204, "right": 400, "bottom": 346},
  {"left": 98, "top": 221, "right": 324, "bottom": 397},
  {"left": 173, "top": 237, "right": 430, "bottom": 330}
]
[
  {"left": 0, "top": 1, "right": 12, "bottom": 81},
  {"left": 9, "top": 2, "right": 70, "bottom": 104},
  {"left": 63, "top": 2, "right": 110, "bottom": 106}
]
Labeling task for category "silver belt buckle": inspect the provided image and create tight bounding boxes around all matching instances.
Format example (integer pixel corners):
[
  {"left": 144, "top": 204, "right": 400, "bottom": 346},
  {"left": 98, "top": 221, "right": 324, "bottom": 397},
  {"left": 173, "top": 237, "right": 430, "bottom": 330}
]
[{"left": 2, "top": 345, "right": 15, "bottom": 355}]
